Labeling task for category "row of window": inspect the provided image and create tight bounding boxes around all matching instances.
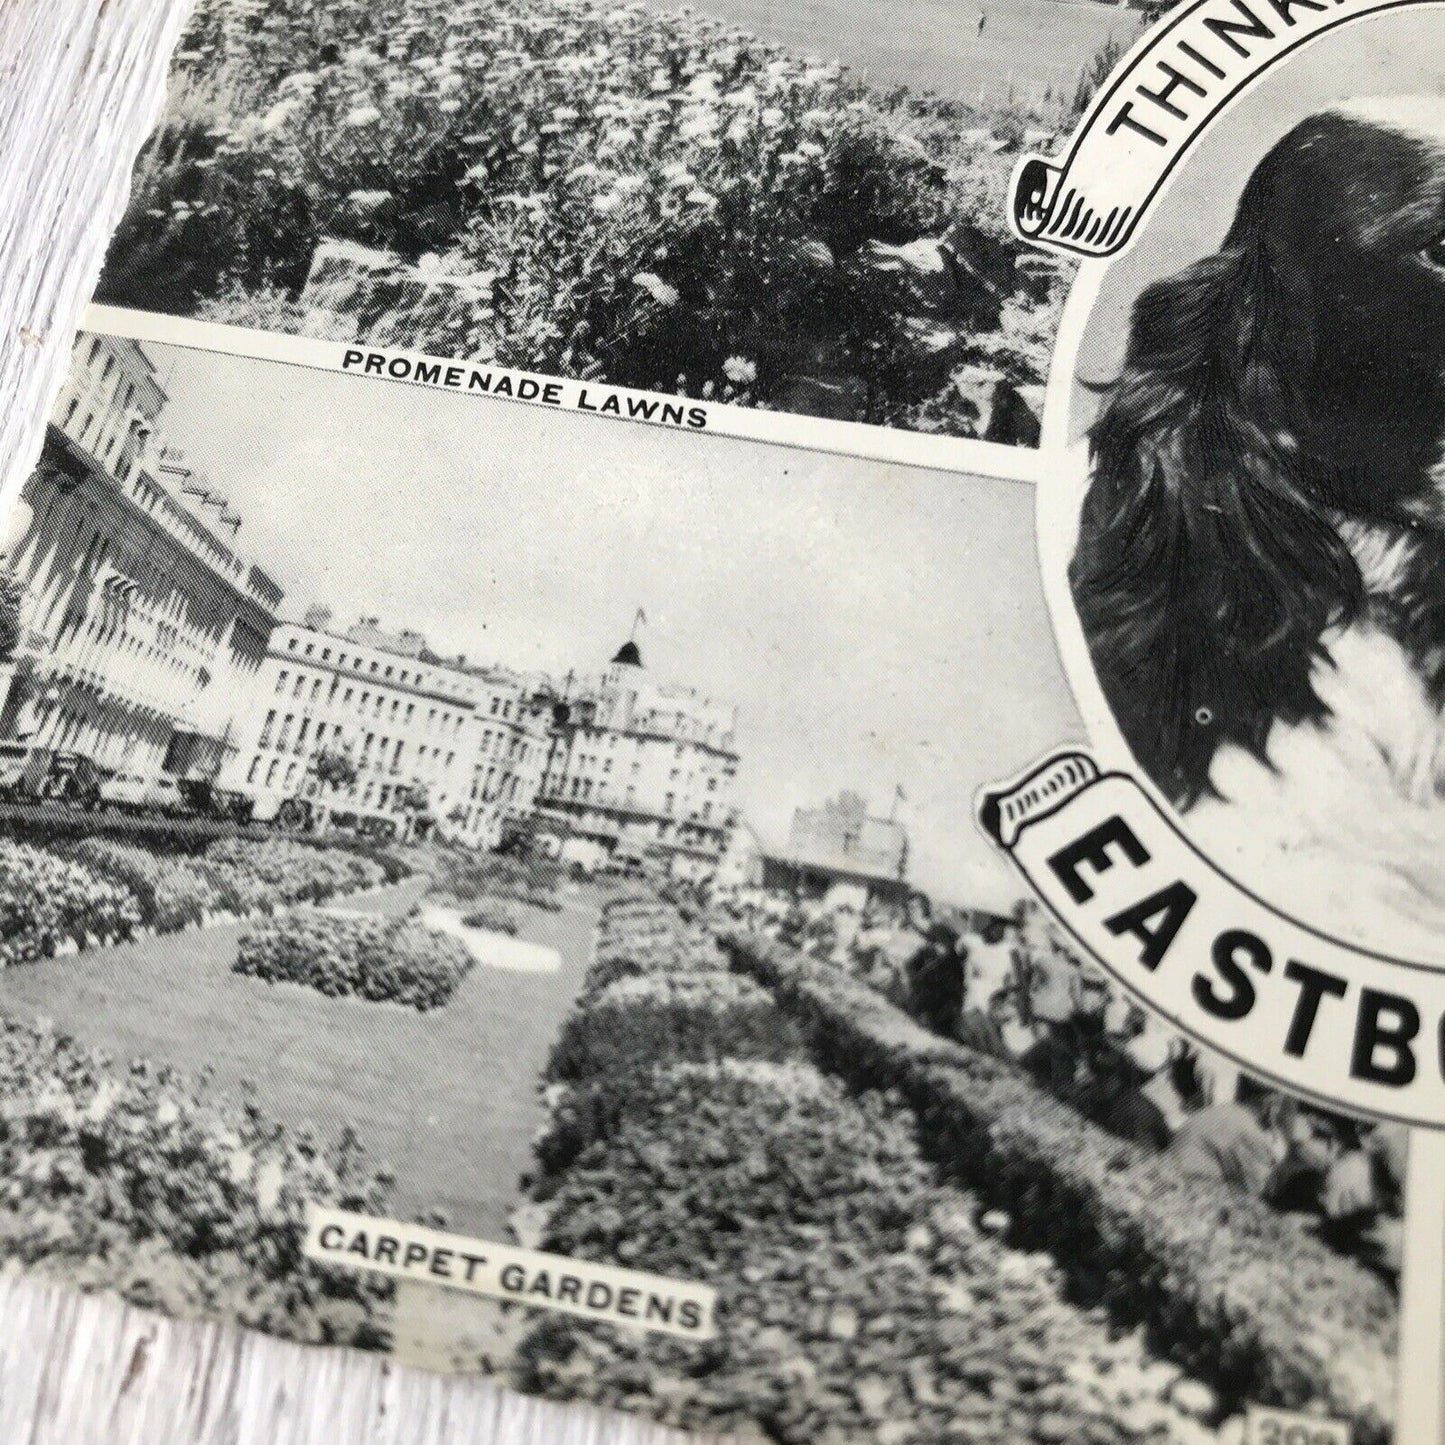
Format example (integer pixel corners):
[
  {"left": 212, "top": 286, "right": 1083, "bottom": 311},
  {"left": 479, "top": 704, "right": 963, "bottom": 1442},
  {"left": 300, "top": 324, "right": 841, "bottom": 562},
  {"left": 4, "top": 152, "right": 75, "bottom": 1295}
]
[
  {"left": 470, "top": 768, "right": 529, "bottom": 805},
  {"left": 60, "top": 388, "right": 245, "bottom": 584},
  {"left": 543, "top": 770, "right": 717, "bottom": 820},
  {"left": 477, "top": 724, "right": 533, "bottom": 760},
  {"left": 550, "top": 747, "right": 723, "bottom": 798},
  {"left": 272, "top": 665, "right": 470, "bottom": 734},
  {"left": 254, "top": 709, "right": 458, "bottom": 776},
  {"left": 280, "top": 632, "right": 474, "bottom": 702},
  {"left": 244, "top": 751, "right": 435, "bottom": 816}
]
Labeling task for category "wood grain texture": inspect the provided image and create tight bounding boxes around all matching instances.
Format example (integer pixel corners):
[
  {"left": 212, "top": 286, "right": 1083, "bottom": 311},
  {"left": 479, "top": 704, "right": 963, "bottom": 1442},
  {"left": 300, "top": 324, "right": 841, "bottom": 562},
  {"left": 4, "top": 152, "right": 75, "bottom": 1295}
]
[{"left": 0, "top": 4, "right": 723, "bottom": 1441}]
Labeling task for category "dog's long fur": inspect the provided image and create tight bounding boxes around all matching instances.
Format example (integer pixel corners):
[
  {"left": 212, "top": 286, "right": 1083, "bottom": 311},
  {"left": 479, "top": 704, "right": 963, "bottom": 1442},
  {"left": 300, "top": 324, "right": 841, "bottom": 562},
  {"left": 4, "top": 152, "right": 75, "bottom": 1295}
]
[{"left": 1073, "top": 106, "right": 1445, "bottom": 808}]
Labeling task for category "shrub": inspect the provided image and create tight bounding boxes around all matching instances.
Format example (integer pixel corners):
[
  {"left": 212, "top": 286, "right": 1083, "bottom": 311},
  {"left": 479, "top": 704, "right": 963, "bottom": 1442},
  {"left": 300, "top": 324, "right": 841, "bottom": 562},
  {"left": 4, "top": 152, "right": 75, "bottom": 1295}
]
[
  {"left": 545, "top": 972, "right": 799, "bottom": 1085},
  {"left": 0, "top": 840, "right": 142, "bottom": 965},
  {"left": 725, "top": 934, "right": 1397, "bottom": 1443},
  {"left": 0, "top": 1014, "right": 392, "bottom": 1346},
  {"left": 519, "top": 1059, "right": 1223, "bottom": 1443},
  {"left": 235, "top": 907, "right": 472, "bottom": 1010},
  {"left": 460, "top": 904, "right": 519, "bottom": 935},
  {"left": 1071, "top": 35, "right": 1127, "bottom": 122},
  {"left": 328, "top": 838, "right": 411, "bottom": 884},
  {"left": 98, "top": 108, "right": 317, "bottom": 316}
]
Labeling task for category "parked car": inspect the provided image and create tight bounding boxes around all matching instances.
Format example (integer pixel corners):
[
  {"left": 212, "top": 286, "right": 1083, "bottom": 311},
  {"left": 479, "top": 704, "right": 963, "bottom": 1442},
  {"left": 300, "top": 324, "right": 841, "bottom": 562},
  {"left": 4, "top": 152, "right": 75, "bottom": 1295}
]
[
  {"left": 0, "top": 742, "right": 50, "bottom": 801},
  {"left": 175, "top": 778, "right": 252, "bottom": 823},
  {"left": 98, "top": 770, "right": 187, "bottom": 815},
  {"left": 274, "top": 795, "right": 317, "bottom": 832},
  {"left": 0, "top": 745, "right": 103, "bottom": 806},
  {"left": 42, "top": 752, "right": 104, "bottom": 807},
  {"left": 213, "top": 788, "right": 256, "bottom": 825},
  {"left": 328, "top": 808, "right": 399, "bottom": 843}
]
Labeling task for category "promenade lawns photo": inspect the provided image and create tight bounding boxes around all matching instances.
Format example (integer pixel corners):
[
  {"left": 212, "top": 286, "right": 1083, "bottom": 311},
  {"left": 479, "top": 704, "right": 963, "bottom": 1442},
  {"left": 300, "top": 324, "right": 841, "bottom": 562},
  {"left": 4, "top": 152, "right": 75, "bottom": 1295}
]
[{"left": 93, "top": 0, "right": 1134, "bottom": 438}]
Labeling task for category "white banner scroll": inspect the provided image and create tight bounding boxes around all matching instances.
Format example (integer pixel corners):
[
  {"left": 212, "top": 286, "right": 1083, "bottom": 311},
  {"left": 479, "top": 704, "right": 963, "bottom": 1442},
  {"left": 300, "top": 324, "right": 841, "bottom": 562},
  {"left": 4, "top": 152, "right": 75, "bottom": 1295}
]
[
  {"left": 1009, "top": 0, "right": 1438, "bottom": 258},
  {"left": 979, "top": 750, "right": 1445, "bottom": 1127}
]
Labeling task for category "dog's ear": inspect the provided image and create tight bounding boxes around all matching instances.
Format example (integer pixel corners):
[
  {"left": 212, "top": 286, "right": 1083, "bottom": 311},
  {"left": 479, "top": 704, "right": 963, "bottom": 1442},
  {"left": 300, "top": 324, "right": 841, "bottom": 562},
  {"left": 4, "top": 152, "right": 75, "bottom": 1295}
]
[{"left": 1071, "top": 202, "right": 1362, "bottom": 806}]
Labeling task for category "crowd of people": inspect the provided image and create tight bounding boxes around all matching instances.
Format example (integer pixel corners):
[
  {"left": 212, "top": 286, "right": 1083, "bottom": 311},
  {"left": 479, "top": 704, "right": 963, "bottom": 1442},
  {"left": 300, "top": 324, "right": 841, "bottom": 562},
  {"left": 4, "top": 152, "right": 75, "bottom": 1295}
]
[{"left": 710, "top": 882, "right": 1406, "bottom": 1283}]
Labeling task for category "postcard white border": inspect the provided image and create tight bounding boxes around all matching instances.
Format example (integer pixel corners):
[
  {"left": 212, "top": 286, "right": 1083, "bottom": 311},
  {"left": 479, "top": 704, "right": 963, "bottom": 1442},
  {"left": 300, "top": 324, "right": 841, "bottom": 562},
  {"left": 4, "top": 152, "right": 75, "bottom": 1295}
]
[{"left": 81, "top": 304, "right": 1045, "bottom": 486}]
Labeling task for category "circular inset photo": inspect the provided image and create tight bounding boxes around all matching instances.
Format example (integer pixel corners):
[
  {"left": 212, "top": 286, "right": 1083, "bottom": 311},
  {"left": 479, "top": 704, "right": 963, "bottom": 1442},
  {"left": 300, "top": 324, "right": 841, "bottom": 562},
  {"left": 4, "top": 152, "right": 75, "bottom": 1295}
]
[{"left": 1042, "top": 13, "right": 1445, "bottom": 959}]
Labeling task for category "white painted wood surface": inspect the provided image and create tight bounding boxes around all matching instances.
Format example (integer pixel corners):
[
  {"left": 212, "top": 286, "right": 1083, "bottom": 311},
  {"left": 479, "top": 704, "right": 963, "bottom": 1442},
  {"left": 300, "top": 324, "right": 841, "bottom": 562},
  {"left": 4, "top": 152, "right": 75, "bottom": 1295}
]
[{"left": 0, "top": 4, "right": 719, "bottom": 1440}]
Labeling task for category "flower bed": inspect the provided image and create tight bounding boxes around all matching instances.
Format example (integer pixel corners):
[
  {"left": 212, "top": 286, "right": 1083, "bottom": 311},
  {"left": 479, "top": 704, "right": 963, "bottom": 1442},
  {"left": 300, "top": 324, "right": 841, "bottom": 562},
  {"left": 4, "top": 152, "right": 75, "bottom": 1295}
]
[
  {"left": 544, "top": 971, "right": 799, "bottom": 1085},
  {"left": 0, "top": 1014, "right": 392, "bottom": 1345},
  {"left": 235, "top": 908, "right": 473, "bottom": 1010},
  {"left": 0, "top": 832, "right": 399, "bottom": 966},
  {"left": 425, "top": 848, "right": 562, "bottom": 913},
  {"left": 68, "top": 838, "right": 227, "bottom": 933},
  {"left": 99, "top": 0, "right": 1067, "bottom": 436},
  {"left": 203, "top": 837, "right": 385, "bottom": 908},
  {"left": 460, "top": 904, "right": 520, "bottom": 936},
  {"left": 519, "top": 1058, "right": 1225, "bottom": 1443},
  {"left": 586, "top": 897, "right": 733, "bottom": 991},
  {"left": 0, "top": 840, "right": 142, "bottom": 965},
  {"left": 724, "top": 934, "right": 1397, "bottom": 1443}
]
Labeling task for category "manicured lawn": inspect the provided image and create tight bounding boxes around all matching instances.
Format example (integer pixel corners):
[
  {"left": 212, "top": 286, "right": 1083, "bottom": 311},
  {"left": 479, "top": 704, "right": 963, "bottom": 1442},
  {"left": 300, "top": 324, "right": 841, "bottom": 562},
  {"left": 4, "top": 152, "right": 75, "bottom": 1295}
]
[
  {"left": 646, "top": 0, "right": 1142, "bottom": 108},
  {"left": 0, "top": 880, "right": 598, "bottom": 1241}
]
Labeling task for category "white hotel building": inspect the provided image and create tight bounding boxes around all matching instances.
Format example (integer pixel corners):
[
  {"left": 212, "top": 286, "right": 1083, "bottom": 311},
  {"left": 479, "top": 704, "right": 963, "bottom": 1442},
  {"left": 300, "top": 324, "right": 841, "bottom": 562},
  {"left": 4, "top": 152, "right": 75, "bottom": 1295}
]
[
  {"left": 0, "top": 334, "right": 283, "bottom": 778},
  {"left": 531, "top": 641, "right": 740, "bottom": 880},
  {"left": 221, "top": 625, "right": 740, "bottom": 875},
  {"left": 219, "top": 617, "right": 551, "bottom": 845}
]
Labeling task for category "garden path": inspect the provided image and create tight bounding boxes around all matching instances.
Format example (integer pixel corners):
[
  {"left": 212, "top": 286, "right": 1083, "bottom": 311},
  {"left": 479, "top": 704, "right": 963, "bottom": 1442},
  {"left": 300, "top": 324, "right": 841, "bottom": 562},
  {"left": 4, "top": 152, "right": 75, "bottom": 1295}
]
[{"left": 0, "top": 882, "right": 600, "bottom": 1242}]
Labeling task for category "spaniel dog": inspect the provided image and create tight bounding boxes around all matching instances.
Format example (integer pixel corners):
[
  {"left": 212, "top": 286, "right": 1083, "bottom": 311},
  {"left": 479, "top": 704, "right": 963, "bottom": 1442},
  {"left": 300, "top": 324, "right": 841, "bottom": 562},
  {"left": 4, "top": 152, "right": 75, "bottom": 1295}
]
[{"left": 1071, "top": 100, "right": 1445, "bottom": 951}]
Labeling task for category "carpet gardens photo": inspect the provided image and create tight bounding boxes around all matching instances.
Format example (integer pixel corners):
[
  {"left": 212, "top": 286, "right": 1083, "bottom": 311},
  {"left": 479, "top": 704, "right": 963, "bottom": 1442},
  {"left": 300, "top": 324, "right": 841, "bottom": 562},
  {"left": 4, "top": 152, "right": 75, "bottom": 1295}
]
[{"left": 0, "top": 319, "right": 1412, "bottom": 1442}]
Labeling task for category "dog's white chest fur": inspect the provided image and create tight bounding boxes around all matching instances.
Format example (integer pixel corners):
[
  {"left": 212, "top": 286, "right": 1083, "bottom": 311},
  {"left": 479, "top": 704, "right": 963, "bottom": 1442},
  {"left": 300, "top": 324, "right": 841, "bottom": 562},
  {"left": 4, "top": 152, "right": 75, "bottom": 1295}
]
[{"left": 1186, "top": 622, "right": 1445, "bottom": 958}]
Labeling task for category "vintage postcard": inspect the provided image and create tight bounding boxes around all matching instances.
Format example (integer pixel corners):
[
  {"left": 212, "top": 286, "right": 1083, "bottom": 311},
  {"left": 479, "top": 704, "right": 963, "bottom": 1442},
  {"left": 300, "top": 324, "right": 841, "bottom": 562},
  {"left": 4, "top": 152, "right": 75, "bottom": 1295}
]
[{"left": 0, "top": 316, "right": 1421, "bottom": 1442}]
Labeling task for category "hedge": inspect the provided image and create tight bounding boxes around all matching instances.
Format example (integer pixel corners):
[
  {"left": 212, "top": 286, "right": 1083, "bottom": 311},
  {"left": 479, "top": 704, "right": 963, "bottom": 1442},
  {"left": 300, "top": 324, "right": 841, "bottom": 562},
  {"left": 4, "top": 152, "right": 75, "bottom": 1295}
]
[
  {"left": 235, "top": 907, "right": 473, "bottom": 1011},
  {"left": 0, "top": 806, "right": 410, "bottom": 878},
  {"left": 67, "top": 838, "right": 227, "bottom": 933},
  {"left": 724, "top": 933, "right": 1397, "bottom": 1443},
  {"left": 0, "top": 839, "right": 142, "bottom": 965},
  {"left": 521, "top": 1056, "right": 1231, "bottom": 1442},
  {"left": 0, "top": 1014, "right": 392, "bottom": 1346},
  {"left": 0, "top": 803, "right": 275, "bottom": 853},
  {"left": 544, "top": 972, "right": 802, "bottom": 1087}
]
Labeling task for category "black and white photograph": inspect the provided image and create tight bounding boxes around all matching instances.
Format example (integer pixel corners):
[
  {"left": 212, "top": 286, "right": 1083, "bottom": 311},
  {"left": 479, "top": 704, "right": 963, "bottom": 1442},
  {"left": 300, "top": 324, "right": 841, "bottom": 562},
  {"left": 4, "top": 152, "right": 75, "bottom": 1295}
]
[
  {"left": 1055, "top": 19, "right": 1445, "bottom": 959},
  {"left": 0, "top": 321, "right": 1410, "bottom": 1441},
  {"left": 88, "top": 0, "right": 1150, "bottom": 449}
]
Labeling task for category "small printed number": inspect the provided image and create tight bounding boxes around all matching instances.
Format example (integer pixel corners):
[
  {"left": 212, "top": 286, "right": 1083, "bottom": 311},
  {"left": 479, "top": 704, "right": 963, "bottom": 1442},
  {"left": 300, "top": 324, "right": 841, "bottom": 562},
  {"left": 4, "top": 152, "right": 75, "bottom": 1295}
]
[{"left": 1248, "top": 1406, "right": 1350, "bottom": 1445}]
